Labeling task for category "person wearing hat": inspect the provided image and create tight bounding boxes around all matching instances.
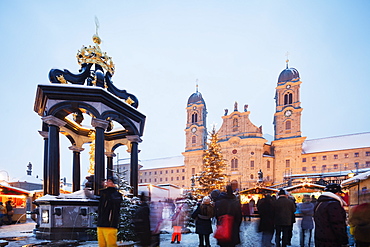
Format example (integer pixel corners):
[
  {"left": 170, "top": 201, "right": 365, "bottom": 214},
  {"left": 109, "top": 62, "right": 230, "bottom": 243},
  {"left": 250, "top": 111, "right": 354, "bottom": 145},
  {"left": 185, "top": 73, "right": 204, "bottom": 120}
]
[
  {"left": 191, "top": 196, "right": 214, "bottom": 247},
  {"left": 314, "top": 183, "right": 348, "bottom": 247},
  {"left": 274, "top": 189, "right": 296, "bottom": 247},
  {"left": 97, "top": 176, "right": 123, "bottom": 247}
]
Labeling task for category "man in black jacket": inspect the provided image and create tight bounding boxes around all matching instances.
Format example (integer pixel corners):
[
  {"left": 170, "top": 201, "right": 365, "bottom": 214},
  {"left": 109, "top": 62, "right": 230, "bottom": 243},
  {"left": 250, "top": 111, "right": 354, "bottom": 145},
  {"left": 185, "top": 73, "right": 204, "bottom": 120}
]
[
  {"left": 97, "top": 176, "right": 123, "bottom": 247},
  {"left": 314, "top": 183, "right": 348, "bottom": 247},
  {"left": 274, "top": 189, "right": 296, "bottom": 247}
]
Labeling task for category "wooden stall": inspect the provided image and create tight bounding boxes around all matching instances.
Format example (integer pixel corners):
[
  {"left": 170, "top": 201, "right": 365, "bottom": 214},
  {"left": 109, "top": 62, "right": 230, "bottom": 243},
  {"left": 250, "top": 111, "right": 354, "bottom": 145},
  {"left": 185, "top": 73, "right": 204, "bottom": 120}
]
[
  {"left": 0, "top": 184, "right": 31, "bottom": 223},
  {"left": 284, "top": 183, "right": 325, "bottom": 203}
]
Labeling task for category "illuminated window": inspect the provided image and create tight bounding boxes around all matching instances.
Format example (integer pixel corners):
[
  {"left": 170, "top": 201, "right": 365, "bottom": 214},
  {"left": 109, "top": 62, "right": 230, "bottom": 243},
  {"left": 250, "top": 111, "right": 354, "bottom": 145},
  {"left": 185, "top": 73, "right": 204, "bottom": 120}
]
[{"left": 344, "top": 154, "right": 349, "bottom": 158}]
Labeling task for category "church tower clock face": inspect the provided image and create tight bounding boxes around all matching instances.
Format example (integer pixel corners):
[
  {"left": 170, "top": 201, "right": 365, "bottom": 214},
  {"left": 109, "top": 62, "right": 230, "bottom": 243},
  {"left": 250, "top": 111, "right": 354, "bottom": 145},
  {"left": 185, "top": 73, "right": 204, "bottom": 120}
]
[
  {"left": 191, "top": 127, "right": 197, "bottom": 133},
  {"left": 284, "top": 110, "right": 292, "bottom": 117}
]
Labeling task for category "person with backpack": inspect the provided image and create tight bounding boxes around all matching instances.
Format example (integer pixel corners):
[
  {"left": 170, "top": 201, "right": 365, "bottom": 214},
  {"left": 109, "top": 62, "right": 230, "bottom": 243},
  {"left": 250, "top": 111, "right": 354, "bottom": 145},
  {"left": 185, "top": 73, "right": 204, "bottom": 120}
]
[{"left": 192, "top": 196, "right": 214, "bottom": 247}]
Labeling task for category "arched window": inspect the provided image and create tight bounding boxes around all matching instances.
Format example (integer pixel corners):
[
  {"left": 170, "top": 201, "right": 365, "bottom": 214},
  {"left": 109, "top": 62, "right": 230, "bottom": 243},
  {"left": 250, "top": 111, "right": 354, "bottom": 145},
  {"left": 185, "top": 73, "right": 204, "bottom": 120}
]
[
  {"left": 231, "top": 158, "right": 238, "bottom": 170},
  {"left": 192, "top": 112, "right": 198, "bottom": 123},
  {"left": 267, "top": 160, "right": 270, "bottom": 169},
  {"left": 233, "top": 118, "right": 238, "bottom": 127},
  {"left": 285, "top": 120, "right": 291, "bottom": 130},
  {"left": 192, "top": 136, "right": 196, "bottom": 144},
  {"left": 284, "top": 92, "right": 293, "bottom": 105}
]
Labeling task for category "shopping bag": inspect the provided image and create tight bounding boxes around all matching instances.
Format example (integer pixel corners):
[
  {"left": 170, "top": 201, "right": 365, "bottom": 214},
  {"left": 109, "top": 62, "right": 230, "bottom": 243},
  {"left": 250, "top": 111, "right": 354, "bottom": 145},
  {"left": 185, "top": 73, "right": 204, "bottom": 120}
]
[{"left": 213, "top": 214, "right": 234, "bottom": 242}]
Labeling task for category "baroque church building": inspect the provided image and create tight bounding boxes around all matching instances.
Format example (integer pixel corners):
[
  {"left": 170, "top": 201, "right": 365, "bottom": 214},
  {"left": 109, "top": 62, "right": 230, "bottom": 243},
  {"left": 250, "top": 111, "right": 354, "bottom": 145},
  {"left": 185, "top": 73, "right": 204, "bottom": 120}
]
[{"left": 135, "top": 63, "right": 370, "bottom": 190}]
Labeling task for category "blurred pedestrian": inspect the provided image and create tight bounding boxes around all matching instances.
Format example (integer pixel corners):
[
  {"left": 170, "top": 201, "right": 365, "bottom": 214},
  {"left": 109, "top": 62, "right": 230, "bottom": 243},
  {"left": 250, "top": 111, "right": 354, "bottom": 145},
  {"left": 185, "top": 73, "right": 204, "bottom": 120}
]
[
  {"left": 5, "top": 200, "right": 13, "bottom": 225},
  {"left": 213, "top": 185, "right": 242, "bottom": 247},
  {"left": 314, "top": 183, "right": 348, "bottom": 247},
  {"left": 97, "top": 177, "right": 123, "bottom": 247},
  {"left": 298, "top": 194, "right": 314, "bottom": 247},
  {"left": 0, "top": 202, "right": 5, "bottom": 226},
  {"left": 241, "top": 203, "right": 249, "bottom": 221},
  {"left": 133, "top": 192, "right": 151, "bottom": 247},
  {"left": 257, "top": 194, "right": 275, "bottom": 247},
  {"left": 192, "top": 196, "right": 214, "bottom": 247},
  {"left": 349, "top": 202, "right": 370, "bottom": 247},
  {"left": 248, "top": 198, "right": 255, "bottom": 221},
  {"left": 274, "top": 189, "right": 296, "bottom": 247}
]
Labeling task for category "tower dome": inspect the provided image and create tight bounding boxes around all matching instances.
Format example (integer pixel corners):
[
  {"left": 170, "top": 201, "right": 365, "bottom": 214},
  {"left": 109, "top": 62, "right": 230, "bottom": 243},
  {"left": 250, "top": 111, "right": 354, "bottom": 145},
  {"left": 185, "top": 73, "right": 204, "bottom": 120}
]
[
  {"left": 187, "top": 85, "right": 205, "bottom": 106},
  {"left": 278, "top": 66, "right": 300, "bottom": 83}
]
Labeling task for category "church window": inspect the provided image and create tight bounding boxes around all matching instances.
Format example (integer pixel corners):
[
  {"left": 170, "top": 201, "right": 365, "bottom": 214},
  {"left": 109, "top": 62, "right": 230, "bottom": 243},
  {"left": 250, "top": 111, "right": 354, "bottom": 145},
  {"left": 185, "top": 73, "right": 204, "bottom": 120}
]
[
  {"left": 171, "top": 177, "right": 173, "bottom": 181},
  {"left": 334, "top": 154, "right": 338, "bottom": 159},
  {"left": 231, "top": 158, "right": 238, "bottom": 170},
  {"left": 266, "top": 175, "right": 270, "bottom": 181},
  {"left": 344, "top": 163, "right": 348, "bottom": 170},
  {"left": 312, "top": 157, "right": 316, "bottom": 161},
  {"left": 145, "top": 172, "right": 147, "bottom": 175},
  {"left": 285, "top": 120, "right": 291, "bottom": 130},
  {"left": 154, "top": 171, "right": 157, "bottom": 175},
  {"left": 322, "top": 165, "right": 327, "bottom": 170},
  {"left": 354, "top": 152, "right": 359, "bottom": 157},
  {"left": 165, "top": 177, "right": 168, "bottom": 181},
  {"left": 312, "top": 166, "right": 316, "bottom": 171},
  {"left": 286, "top": 159, "right": 290, "bottom": 168},
  {"left": 166, "top": 170, "right": 168, "bottom": 174},
  {"left": 171, "top": 170, "right": 174, "bottom": 173},
  {"left": 250, "top": 174, "right": 254, "bottom": 179},
  {"left": 284, "top": 92, "right": 293, "bottom": 105},
  {"left": 177, "top": 169, "right": 179, "bottom": 173},
  {"left": 160, "top": 178, "right": 162, "bottom": 182},
  {"left": 160, "top": 171, "right": 162, "bottom": 174},
  {"left": 355, "top": 162, "right": 359, "bottom": 168},
  {"left": 250, "top": 160, "right": 255, "bottom": 169},
  {"left": 322, "top": 156, "right": 327, "bottom": 160},
  {"left": 149, "top": 178, "right": 152, "bottom": 182},
  {"left": 182, "top": 176, "right": 185, "bottom": 180},
  {"left": 182, "top": 169, "right": 185, "bottom": 172},
  {"left": 344, "top": 153, "right": 349, "bottom": 158},
  {"left": 145, "top": 179, "right": 147, "bottom": 183},
  {"left": 333, "top": 164, "right": 338, "bottom": 169},
  {"left": 192, "top": 112, "right": 198, "bottom": 123},
  {"left": 140, "top": 179, "right": 142, "bottom": 183},
  {"left": 302, "top": 158, "right": 306, "bottom": 162},
  {"left": 177, "top": 177, "right": 179, "bottom": 180},
  {"left": 149, "top": 172, "right": 152, "bottom": 175},
  {"left": 267, "top": 160, "right": 270, "bottom": 169},
  {"left": 192, "top": 136, "right": 196, "bottom": 144},
  {"left": 154, "top": 178, "right": 157, "bottom": 182},
  {"left": 366, "top": 161, "right": 370, "bottom": 167},
  {"left": 366, "top": 152, "right": 370, "bottom": 156},
  {"left": 233, "top": 118, "right": 238, "bottom": 127},
  {"left": 192, "top": 168, "right": 195, "bottom": 174},
  {"left": 302, "top": 167, "right": 306, "bottom": 171}
]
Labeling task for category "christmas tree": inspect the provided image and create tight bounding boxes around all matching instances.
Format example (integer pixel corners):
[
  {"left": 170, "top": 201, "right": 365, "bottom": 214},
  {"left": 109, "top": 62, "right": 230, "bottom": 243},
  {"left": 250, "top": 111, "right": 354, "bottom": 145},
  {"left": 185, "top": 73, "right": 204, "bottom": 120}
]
[{"left": 195, "top": 126, "right": 228, "bottom": 197}]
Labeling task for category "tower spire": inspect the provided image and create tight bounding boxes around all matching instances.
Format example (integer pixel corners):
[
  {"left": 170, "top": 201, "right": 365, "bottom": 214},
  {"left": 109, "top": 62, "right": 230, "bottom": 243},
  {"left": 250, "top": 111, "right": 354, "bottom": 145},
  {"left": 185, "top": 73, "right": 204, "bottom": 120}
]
[
  {"left": 285, "top": 51, "right": 290, "bottom": 69},
  {"left": 196, "top": 79, "right": 199, "bottom": 93}
]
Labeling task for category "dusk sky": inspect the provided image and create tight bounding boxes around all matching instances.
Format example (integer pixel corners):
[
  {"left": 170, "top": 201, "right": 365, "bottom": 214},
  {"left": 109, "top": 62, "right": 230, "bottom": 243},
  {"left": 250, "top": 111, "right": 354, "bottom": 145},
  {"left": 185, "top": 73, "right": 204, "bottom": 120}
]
[{"left": 0, "top": 1, "right": 369, "bottom": 183}]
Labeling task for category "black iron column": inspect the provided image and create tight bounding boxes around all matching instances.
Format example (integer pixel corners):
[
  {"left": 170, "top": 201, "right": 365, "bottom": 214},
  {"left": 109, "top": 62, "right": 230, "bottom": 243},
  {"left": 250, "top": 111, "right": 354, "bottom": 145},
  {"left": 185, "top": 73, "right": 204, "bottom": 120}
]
[
  {"left": 105, "top": 152, "right": 116, "bottom": 179},
  {"left": 69, "top": 146, "right": 84, "bottom": 192},
  {"left": 91, "top": 118, "right": 109, "bottom": 195},
  {"left": 39, "top": 122, "right": 49, "bottom": 195},
  {"left": 42, "top": 116, "right": 66, "bottom": 196},
  {"left": 127, "top": 135, "right": 142, "bottom": 196}
]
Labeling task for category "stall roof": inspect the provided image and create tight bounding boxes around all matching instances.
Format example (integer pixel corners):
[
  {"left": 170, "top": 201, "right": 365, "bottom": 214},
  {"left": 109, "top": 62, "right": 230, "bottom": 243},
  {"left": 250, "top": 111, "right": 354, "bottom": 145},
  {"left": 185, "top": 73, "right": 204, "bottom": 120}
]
[
  {"left": 0, "top": 184, "right": 31, "bottom": 195},
  {"left": 240, "top": 187, "right": 279, "bottom": 194},
  {"left": 284, "top": 183, "right": 326, "bottom": 192},
  {"left": 341, "top": 171, "right": 370, "bottom": 188}
]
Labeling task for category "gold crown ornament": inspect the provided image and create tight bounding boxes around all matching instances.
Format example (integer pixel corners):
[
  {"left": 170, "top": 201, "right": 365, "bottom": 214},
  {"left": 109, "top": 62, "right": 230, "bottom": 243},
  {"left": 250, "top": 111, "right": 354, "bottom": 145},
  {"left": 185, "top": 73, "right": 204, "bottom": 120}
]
[{"left": 76, "top": 34, "right": 115, "bottom": 75}]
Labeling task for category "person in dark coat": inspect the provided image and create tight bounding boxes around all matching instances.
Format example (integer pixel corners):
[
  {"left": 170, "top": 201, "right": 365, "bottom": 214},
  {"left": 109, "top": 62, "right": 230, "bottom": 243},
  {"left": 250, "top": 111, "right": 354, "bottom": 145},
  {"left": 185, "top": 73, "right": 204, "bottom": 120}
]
[
  {"left": 314, "top": 183, "right": 348, "bottom": 247},
  {"left": 274, "top": 189, "right": 296, "bottom": 247},
  {"left": 257, "top": 194, "right": 275, "bottom": 247},
  {"left": 298, "top": 194, "right": 314, "bottom": 247},
  {"left": 213, "top": 185, "right": 242, "bottom": 247},
  {"left": 97, "top": 177, "right": 123, "bottom": 247},
  {"left": 133, "top": 192, "right": 151, "bottom": 247},
  {"left": 191, "top": 196, "right": 214, "bottom": 247},
  {"left": 349, "top": 202, "right": 370, "bottom": 247}
]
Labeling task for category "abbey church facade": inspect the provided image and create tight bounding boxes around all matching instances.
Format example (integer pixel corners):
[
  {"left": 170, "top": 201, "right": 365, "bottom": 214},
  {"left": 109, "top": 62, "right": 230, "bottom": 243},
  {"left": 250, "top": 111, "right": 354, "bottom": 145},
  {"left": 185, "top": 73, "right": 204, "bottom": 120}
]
[{"left": 137, "top": 63, "right": 370, "bottom": 190}]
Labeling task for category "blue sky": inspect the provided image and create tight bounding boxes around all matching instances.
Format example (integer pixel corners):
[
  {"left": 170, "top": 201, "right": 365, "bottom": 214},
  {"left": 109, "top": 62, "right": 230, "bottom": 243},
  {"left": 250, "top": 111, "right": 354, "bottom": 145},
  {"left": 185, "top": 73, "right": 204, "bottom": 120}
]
[{"left": 0, "top": 1, "right": 369, "bottom": 182}]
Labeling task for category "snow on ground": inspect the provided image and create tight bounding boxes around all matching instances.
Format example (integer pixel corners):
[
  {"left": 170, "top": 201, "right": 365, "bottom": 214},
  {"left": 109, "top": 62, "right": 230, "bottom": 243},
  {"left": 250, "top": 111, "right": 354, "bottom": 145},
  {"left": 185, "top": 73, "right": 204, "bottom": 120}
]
[{"left": 0, "top": 218, "right": 306, "bottom": 247}]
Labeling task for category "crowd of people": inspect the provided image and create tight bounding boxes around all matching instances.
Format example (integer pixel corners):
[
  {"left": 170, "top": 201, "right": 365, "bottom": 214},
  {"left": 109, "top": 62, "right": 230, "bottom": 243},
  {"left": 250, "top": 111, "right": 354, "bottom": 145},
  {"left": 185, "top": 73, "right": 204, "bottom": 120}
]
[
  {"left": 0, "top": 199, "right": 14, "bottom": 226},
  {"left": 95, "top": 177, "right": 370, "bottom": 247}
]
